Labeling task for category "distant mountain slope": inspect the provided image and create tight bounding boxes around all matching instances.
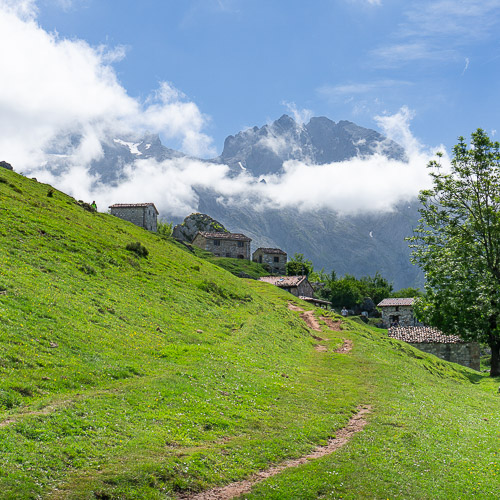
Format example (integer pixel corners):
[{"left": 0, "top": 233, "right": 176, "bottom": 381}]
[
  {"left": 36, "top": 114, "right": 422, "bottom": 288},
  {"left": 215, "top": 114, "right": 406, "bottom": 176}
]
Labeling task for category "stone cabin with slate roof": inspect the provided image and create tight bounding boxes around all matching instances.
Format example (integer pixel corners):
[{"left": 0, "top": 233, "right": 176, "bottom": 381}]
[
  {"left": 388, "top": 326, "right": 480, "bottom": 370},
  {"left": 252, "top": 248, "right": 287, "bottom": 274},
  {"left": 192, "top": 231, "right": 251, "bottom": 260},
  {"left": 109, "top": 203, "right": 159, "bottom": 232},
  {"left": 259, "top": 275, "right": 314, "bottom": 298},
  {"left": 378, "top": 298, "right": 417, "bottom": 328}
]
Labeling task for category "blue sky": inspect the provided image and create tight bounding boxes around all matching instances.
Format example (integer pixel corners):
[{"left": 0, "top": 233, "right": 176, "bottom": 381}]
[{"left": 33, "top": 0, "right": 500, "bottom": 155}]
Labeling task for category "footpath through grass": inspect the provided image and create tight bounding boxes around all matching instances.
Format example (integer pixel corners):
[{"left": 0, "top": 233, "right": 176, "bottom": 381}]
[{"left": 1, "top": 169, "right": 499, "bottom": 499}]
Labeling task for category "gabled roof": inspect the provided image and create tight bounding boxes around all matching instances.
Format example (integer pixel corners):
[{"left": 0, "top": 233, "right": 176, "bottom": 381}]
[
  {"left": 253, "top": 247, "right": 287, "bottom": 255},
  {"left": 378, "top": 298, "right": 415, "bottom": 307},
  {"left": 109, "top": 203, "right": 159, "bottom": 215},
  {"left": 299, "top": 296, "right": 331, "bottom": 305},
  {"left": 259, "top": 275, "right": 307, "bottom": 287},
  {"left": 195, "top": 231, "right": 251, "bottom": 242},
  {"left": 388, "top": 326, "right": 464, "bottom": 344}
]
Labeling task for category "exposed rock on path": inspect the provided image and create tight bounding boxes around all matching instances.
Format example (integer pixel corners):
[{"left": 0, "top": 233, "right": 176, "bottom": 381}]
[{"left": 180, "top": 406, "right": 371, "bottom": 500}]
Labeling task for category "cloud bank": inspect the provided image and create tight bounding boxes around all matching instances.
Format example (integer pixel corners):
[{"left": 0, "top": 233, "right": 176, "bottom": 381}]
[
  {"left": 0, "top": 0, "right": 214, "bottom": 170},
  {"left": 1, "top": 1, "right": 445, "bottom": 218}
]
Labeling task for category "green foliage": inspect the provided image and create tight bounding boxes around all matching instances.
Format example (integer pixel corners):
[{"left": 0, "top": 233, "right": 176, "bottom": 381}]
[
  {"left": 47, "top": 188, "right": 54, "bottom": 198},
  {"left": 157, "top": 220, "right": 173, "bottom": 238},
  {"left": 409, "top": 129, "right": 500, "bottom": 376},
  {"left": 317, "top": 271, "right": 393, "bottom": 310},
  {"left": 390, "top": 287, "right": 423, "bottom": 298},
  {"left": 286, "top": 253, "right": 313, "bottom": 276},
  {"left": 125, "top": 241, "right": 149, "bottom": 258}
]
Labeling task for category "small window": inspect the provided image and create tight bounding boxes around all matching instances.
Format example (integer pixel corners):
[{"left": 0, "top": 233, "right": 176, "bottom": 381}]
[
  {"left": 273, "top": 256, "right": 279, "bottom": 263},
  {"left": 226, "top": 253, "right": 231, "bottom": 257},
  {"left": 237, "top": 254, "right": 244, "bottom": 259},
  {"left": 238, "top": 241, "right": 244, "bottom": 247},
  {"left": 259, "top": 255, "right": 262, "bottom": 263},
  {"left": 395, "top": 306, "right": 399, "bottom": 311},
  {"left": 213, "top": 240, "right": 221, "bottom": 246}
]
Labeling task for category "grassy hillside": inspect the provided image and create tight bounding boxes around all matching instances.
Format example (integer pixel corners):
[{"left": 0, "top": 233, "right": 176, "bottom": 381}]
[
  {"left": 1, "top": 169, "right": 499, "bottom": 499},
  {"left": 173, "top": 241, "right": 270, "bottom": 279}
]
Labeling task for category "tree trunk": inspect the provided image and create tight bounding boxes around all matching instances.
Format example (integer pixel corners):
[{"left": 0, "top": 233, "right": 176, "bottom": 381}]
[{"left": 490, "top": 341, "right": 500, "bottom": 377}]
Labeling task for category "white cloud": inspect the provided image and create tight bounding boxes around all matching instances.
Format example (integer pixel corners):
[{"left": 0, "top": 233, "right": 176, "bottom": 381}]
[
  {"left": 0, "top": 2, "right": 214, "bottom": 172},
  {"left": 281, "top": 101, "right": 313, "bottom": 124},
  {"left": 318, "top": 80, "right": 412, "bottom": 98},
  {"left": 371, "top": 1, "right": 500, "bottom": 67},
  {"left": 29, "top": 106, "right": 445, "bottom": 218},
  {"left": 462, "top": 57, "right": 470, "bottom": 74}
]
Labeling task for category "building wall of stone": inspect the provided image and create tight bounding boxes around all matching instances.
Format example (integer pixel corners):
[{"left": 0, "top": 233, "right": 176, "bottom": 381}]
[
  {"left": 408, "top": 342, "right": 480, "bottom": 371},
  {"left": 110, "top": 206, "right": 157, "bottom": 232},
  {"left": 381, "top": 305, "right": 415, "bottom": 327},
  {"left": 252, "top": 250, "right": 287, "bottom": 274},
  {"left": 282, "top": 280, "right": 314, "bottom": 298},
  {"left": 192, "top": 235, "right": 250, "bottom": 260}
]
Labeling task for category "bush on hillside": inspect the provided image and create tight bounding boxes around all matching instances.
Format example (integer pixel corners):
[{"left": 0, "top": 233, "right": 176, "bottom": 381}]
[{"left": 126, "top": 241, "right": 149, "bottom": 258}]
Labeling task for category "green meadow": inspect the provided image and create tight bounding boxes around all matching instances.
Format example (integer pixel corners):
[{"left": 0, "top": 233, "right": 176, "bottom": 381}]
[{"left": 0, "top": 169, "right": 499, "bottom": 499}]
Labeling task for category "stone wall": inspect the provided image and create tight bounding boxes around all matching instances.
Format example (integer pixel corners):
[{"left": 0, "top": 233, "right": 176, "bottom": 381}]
[
  {"left": 193, "top": 235, "right": 251, "bottom": 260},
  {"left": 409, "top": 342, "right": 480, "bottom": 371},
  {"left": 252, "top": 249, "right": 287, "bottom": 274},
  {"left": 110, "top": 206, "right": 157, "bottom": 232},
  {"left": 381, "top": 305, "right": 415, "bottom": 327}
]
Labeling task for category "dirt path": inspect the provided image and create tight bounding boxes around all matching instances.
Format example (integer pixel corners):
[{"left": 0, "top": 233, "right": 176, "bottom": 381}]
[
  {"left": 180, "top": 405, "right": 371, "bottom": 500},
  {"left": 288, "top": 303, "right": 352, "bottom": 354},
  {"left": 287, "top": 303, "right": 322, "bottom": 332}
]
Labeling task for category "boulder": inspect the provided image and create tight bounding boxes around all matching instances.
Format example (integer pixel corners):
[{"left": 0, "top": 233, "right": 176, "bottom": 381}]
[
  {"left": 0, "top": 161, "right": 13, "bottom": 171},
  {"left": 172, "top": 213, "right": 228, "bottom": 242}
]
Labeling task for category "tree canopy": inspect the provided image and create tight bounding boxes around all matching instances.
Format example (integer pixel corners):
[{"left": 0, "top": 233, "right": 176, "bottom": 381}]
[
  {"left": 409, "top": 129, "right": 500, "bottom": 376},
  {"left": 286, "top": 253, "right": 314, "bottom": 276}
]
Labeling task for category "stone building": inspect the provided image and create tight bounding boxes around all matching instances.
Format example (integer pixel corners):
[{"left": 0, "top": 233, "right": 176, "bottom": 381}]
[
  {"left": 378, "top": 298, "right": 417, "bottom": 327},
  {"left": 252, "top": 248, "right": 287, "bottom": 274},
  {"left": 192, "top": 231, "right": 251, "bottom": 259},
  {"left": 109, "top": 203, "right": 159, "bottom": 232},
  {"left": 259, "top": 275, "right": 314, "bottom": 298},
  {"left": 388, "top": 326, "right": 480, "bottom": 371}
]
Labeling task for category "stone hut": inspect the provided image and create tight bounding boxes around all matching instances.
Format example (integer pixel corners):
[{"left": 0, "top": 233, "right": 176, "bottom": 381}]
[
  {"left": 378, "top": 298, "right": 417, "bottom": 327},
  {"left": 192, "top": 231, "right": 251, "bottom": 260},
  {"left": 388, "top": 326, "right": 480, "bottom": 371},
  {"left": 259, "top": 275, "right": 314, "bottom": 298},
  {"left": 252, "top": 248, "right": 287, "bottom": 274},
  {"left": 109, "top": 203, "right": 159, "bottom": 232}
]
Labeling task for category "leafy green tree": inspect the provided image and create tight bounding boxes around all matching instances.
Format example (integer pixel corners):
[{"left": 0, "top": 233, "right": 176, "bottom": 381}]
[
  {"left": 157, "top": 220, "right": 173, "bottom": 238},
  {"left": 286, "top": 253, "right": 313, "bottom": 276},
  {"left": 328, "top": 274, "right": 364, "bottom": 310},
  {"left": 359, "top": 272, "right": 393, "bottom": 305},
  {"left": 409, "top": 129, "right": 500, "bottom": 376},
  {"left": 390, "top": 287, "right": 423, "bottom": 298}
]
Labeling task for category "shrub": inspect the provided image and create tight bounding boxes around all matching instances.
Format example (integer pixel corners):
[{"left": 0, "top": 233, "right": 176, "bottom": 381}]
[
  {"left": 157, "top": 221, "right": 173, "bottom": 238},
  {"left": 126, "top": 241, "right": 149, "bottom": 258},
  {"left": 47, "top": 188, "right": 54, "bottom": 197},
  {"left": 80, "top": 263, "right": 97, "bottom": 275},
  {"left": 0, "top": 389, "right": 22, "bottom": 410}
]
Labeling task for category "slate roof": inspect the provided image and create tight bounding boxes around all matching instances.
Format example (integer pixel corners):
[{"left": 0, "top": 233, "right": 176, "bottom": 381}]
[
  {"left": 109, "top": 203, "right": 159, "bottom": 215},
  {"left": 378, "top": 298, "right": 415, "bottom": 307},
  {"left": 388, "top": 326, "right": 464, "bottom": 344},
  {"left": 259, "top": 275, "right": 307, "bottom": 287},
  {"left": 300, "top": 296, "right": 332, "bottom": 305},
  {"left": 253, "top": 247, "right": 287, "bottom": 255},
  {"left": 196, "top": 231, "right": 251, "bottom": 242}
]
